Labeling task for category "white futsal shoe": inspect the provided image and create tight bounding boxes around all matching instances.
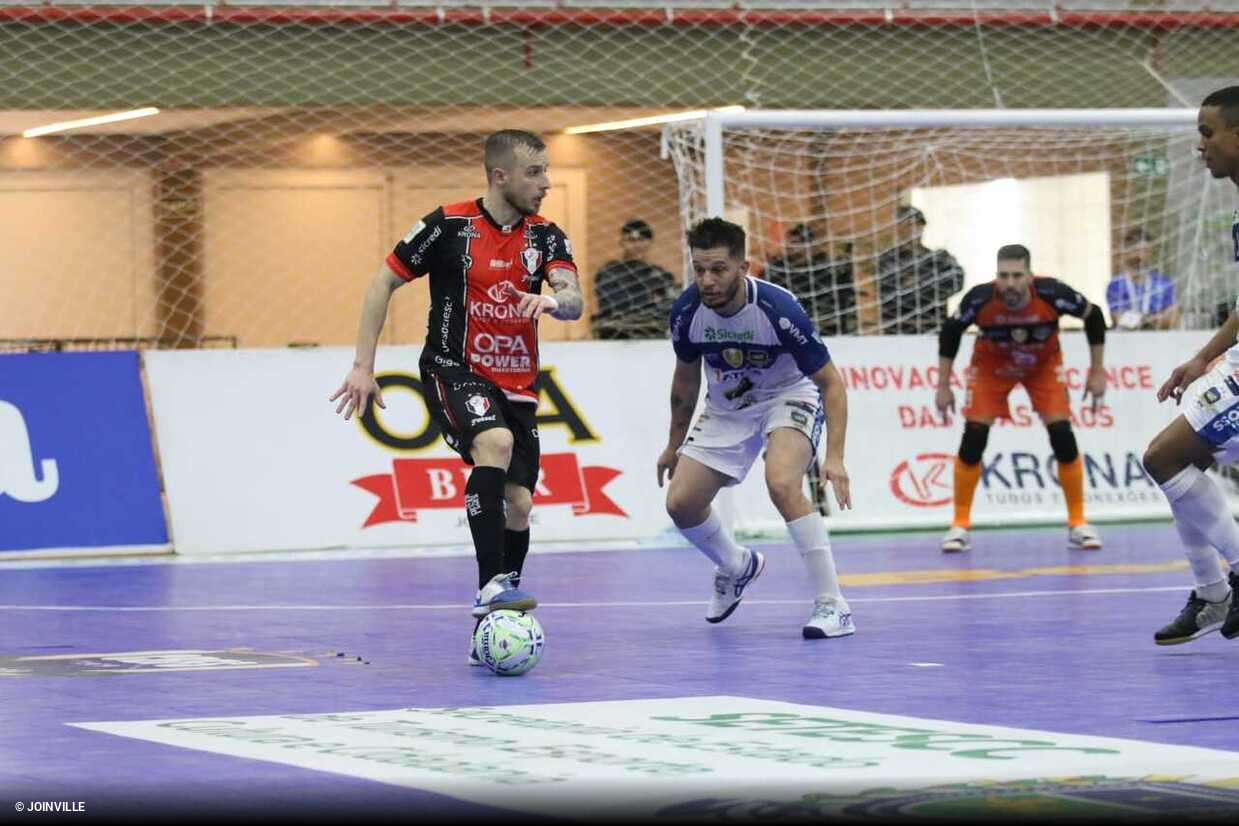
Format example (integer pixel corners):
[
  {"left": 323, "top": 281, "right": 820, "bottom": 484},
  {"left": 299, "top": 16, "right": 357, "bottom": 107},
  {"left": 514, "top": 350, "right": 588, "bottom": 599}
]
[
  {"left": 1068, "top": 523, "right": 1102, "bottom": 550},
  {"left": 802, "top": 596, "right": 855, "bottom": 639},
  {"left": 940, "top": 526, "right": 971, "bottom": 553},
  {"left": 468, "top": 618, "right": 483, "bottom": 666},
  {"left": 706, "top": 549, "right": 766, "bottom": 624},
  {"left": 471, "top": 571, "right": 537, "bottom": 618}
]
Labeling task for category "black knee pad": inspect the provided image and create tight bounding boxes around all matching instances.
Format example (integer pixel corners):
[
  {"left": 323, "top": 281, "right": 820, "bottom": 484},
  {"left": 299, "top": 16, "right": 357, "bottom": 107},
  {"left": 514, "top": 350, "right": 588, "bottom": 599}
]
[
  {"left": 958, "top": 421, "right": 990, "bottom": 466},
  {"left": 1047, "top": 420, "right": 1079, "bottom": 463}
]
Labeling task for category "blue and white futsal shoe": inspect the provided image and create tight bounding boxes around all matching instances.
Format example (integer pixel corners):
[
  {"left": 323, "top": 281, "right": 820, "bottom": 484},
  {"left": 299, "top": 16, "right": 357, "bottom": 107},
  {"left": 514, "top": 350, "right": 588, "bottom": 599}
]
[
  {"left": 803, "top": 596, "right": 855, "bottom": 639},
  {"left": 471, "top": 571, "right": 537, "bottom": 618},
  {"left": 706, "top": 549, "right": 766, "bottom": 624}
]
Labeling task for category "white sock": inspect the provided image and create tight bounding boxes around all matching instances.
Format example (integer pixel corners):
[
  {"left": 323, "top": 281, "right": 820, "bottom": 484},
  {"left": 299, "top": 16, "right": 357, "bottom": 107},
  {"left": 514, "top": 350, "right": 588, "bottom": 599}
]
[
  {"left": 1179, "top": 522, "right": 1229, "bottom": 601},
  {"left": 786, "top": 513, "right": 843, "bottom": 601},
  {"left": 1160, "top": 466, "right": 1239, "bottom": 567},
  {"left": 680, "top": 509, "right": 746, "bottom": 574}
]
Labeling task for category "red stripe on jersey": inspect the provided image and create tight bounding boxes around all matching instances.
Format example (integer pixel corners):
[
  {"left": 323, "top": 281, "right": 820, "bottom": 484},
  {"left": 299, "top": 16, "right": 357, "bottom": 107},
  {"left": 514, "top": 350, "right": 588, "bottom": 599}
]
[
  {"left": 385, "top": 252, "right": 417, "bottom": 282},
  {"left": 433, "top": 376, "right": 462, "bottom": 434}
]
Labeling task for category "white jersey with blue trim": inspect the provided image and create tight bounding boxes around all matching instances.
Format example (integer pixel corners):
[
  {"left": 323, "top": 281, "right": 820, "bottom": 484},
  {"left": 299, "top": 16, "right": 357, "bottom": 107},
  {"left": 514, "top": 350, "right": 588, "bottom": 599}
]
[{"left": 669, "top": 275, "right": 831, "bottom": 411}]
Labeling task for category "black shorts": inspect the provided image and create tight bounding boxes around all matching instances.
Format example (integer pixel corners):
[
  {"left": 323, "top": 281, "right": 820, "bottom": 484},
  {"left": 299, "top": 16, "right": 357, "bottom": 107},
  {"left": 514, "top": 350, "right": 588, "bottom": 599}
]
[{"left": 420, "top": 365, "right": 540, "bottom": 492}]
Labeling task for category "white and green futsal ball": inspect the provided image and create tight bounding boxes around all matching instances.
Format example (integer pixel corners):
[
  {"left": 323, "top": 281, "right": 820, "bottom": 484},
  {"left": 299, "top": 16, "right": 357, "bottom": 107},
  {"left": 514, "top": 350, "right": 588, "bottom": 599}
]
[{"left": 474, "top": 610, "right": 545, "bottom": 676}]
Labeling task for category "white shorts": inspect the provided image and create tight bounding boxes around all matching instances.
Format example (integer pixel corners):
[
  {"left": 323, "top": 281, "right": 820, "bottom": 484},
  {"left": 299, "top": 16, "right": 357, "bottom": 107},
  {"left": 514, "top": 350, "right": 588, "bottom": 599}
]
[
  {"left": 1182, "top": 360, "right": 1239, "bottom": 466},
  {"left": 677, "top": 391, "right": 825, "bottom": 485}
]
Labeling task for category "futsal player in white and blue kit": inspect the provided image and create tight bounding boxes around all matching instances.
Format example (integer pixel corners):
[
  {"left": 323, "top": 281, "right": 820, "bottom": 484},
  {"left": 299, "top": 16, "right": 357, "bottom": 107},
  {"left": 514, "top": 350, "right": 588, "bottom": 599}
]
[
  {"left": 656, "top": 218, "right": 855, "bottom": 639},
  {"left": 1143, "top": 86, "right": 1239, "bottom": 645}
]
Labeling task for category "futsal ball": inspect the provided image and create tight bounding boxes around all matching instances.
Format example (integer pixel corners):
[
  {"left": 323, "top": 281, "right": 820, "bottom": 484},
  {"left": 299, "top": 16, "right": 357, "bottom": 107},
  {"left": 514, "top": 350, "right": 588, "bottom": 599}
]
[{"left": 474, "top": 610, "right": 545, "bottom": 676}]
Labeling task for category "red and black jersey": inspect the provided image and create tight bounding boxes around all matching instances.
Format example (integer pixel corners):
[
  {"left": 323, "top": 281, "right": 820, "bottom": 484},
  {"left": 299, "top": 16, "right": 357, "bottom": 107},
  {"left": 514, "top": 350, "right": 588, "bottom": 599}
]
[
  {"left": 954, "top": 276, "right": 1090, "bottom": 366},
  {"left": 385, "top": 199, "right": 577, "bottom": 403}
]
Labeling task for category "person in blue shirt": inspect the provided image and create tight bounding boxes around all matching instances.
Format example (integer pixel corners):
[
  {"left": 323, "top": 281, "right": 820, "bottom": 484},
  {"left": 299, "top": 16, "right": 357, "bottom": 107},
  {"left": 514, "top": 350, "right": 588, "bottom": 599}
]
[
  {"left": 656, "top": 217, "right": 854, "bottom": 640},
  {"left": 1106, "top": 227, "right": 1179, "bottom": 330}
]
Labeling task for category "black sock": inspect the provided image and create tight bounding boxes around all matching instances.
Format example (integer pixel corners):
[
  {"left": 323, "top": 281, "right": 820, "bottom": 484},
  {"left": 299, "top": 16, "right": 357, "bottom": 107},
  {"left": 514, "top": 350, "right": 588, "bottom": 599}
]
[
  {"left": 504, "top": 529, "right": 531, "bottom": 586},
  {"left": 465, "top": 466, "right": 507, "bottom": 589}
]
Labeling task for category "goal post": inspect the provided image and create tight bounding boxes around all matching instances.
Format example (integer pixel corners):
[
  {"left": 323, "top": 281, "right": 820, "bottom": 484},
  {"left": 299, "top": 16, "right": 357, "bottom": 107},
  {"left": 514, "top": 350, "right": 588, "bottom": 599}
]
[
  {"left": 700, "top": 108, "right": 1198, "bottom": 217},
  {"left": 665, "top": 106, "right": 1228, "bottom": 535},
  {"left": 667, "top": 106, "right": 1217, "bottom": 341}
]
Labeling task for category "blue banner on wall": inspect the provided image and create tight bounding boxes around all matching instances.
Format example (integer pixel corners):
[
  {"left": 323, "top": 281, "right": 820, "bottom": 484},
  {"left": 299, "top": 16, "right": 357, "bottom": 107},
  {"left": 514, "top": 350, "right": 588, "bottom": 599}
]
[{"left": 0, "top": 351, "right": 168, "bottom": 552}]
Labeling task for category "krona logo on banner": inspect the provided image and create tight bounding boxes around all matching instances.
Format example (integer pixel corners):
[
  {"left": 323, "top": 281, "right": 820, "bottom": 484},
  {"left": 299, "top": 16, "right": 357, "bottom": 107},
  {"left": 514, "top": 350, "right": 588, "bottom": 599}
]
[
  {"left": 889, "top": 452, "right": 954, "bottom": 508},
  {"left": 889, "top": 450, "right": 1159, "bottom": 510},
  {"left": 352, "top": 452, "right": 627, "bottom": 526}
]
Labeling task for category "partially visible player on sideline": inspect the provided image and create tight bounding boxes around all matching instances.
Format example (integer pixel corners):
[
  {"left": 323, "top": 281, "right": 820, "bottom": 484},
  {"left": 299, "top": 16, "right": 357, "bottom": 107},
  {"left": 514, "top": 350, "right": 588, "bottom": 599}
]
[
  {"left": 329, "top": 130, "right": 583, "bottom": 664},
  {"left": 1143, "top": 86, "right": 1239, "bottom": 646},
  {"left": 935, "top": 244, "right": 1108, "bottom": 553},
  {"left": 656, "top": 218, "right": 854, "bottom": 639}
]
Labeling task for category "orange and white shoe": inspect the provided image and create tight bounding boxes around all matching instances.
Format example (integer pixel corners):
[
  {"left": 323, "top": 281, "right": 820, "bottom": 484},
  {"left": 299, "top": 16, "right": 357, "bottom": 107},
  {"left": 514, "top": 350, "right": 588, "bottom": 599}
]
[
  {"left": 1068, "top": 523, "right": 1102, "bottom": 550},
  {"left": 940, "top": 526, "right": 971, "bottom": 553}
]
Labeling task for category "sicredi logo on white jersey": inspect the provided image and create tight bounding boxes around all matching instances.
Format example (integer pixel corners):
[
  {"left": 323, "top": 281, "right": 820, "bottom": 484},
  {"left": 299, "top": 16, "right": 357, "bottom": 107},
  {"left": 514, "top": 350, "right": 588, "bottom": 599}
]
[{"left": 0, "top": 400, "right": 59, "bottom": 503}]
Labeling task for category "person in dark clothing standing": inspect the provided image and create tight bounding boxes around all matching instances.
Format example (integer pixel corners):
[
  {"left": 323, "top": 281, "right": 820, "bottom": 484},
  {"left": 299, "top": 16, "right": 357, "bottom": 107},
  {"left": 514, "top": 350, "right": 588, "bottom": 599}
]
[
  {"left": 591, "top": 219, "right": 677, "bottom": 339},
  {"left": 764, "top": 224, "right": 857, "bottom": 336},
  {"left": 877, "top": 206, "right": 965, "bottom": 334}
]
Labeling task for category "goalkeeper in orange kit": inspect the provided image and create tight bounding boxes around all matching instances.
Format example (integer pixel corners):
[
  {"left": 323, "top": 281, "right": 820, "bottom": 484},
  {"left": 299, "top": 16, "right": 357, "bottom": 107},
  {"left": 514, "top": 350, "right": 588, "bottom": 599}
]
[{"left": 934, "top": 244, "right": 1108, "bottom": 552}]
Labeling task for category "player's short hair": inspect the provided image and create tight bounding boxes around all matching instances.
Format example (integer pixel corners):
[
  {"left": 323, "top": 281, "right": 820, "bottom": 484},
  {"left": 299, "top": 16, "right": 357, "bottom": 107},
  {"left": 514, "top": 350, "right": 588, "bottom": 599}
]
[
  {"left": 1202, "top": 86, "right": 1239, "bottom": 128},
  {"left": 996, "top": 243, "right": 1031, "bottom": 269},
  {"left": 687, "top": 217, "right": 746, "bottom": 260},
  {"left": 484, "top": 130, "right": 546, "bottom": 177},
  {"left": 895, "top": 205, "right": 926, "bottom": 225},
  {"left": 621, "top": 218, "right": 653, "bottom": 240},
  {"left": 785, "top": 223, "right": 813, "bottom": 244}
]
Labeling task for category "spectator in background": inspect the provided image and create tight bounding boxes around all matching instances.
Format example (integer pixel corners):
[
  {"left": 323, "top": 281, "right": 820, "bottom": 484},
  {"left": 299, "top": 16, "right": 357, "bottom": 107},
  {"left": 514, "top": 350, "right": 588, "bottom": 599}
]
[
  {"left": 877, "top": 205, "right": 965, "bottom": 334},
  {"left": 765, "top": 223, "right": 857, "bottom": 336},
  {"left": 591, "top": 219, "right": 677, "bottom": 339},
  {"left": 1107, "top": 227, "right": 1179, "bottom": 330}
]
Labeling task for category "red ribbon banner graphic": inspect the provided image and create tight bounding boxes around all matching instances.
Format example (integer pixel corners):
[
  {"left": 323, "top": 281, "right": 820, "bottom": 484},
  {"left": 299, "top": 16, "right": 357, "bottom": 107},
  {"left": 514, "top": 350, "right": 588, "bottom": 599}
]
[{"left": 351, "top": 452, "right": 627, "bottom": 527}]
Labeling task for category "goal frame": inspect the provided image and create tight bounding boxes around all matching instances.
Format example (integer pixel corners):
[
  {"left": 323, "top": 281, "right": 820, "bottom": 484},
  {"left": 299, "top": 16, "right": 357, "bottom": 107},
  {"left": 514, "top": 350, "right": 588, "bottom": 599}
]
[{"left": 701, "top": 108, "right": 1199, "bottom": 218}]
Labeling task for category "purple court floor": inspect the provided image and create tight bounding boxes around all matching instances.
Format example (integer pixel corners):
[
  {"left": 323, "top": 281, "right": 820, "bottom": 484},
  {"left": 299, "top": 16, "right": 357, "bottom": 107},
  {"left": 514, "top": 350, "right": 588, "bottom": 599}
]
[{"left": 4, "top": 523, "right": 1239, "bottom": 823}]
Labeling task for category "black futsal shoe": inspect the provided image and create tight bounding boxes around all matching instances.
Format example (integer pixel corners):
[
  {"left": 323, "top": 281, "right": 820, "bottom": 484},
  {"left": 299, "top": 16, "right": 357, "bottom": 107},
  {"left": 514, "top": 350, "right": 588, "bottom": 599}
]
[
  {"left": 1154, "top": 589, "right": 1231, "bottom": 645},
  {"left": 1221, "top": 572, "right": 1239, "bottom": 640}
]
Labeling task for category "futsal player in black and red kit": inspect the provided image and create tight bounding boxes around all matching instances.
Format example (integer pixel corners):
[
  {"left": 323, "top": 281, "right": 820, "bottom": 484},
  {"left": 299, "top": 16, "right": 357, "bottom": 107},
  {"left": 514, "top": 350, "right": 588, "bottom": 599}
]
[{"left": 331, "top": 130, "right": 583, "bottom": 664}]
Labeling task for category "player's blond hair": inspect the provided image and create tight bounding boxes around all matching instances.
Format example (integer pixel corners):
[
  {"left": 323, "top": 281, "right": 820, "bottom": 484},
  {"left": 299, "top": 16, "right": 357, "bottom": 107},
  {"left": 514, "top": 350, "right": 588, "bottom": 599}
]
[{"left": 484, "top": 130, "right": 546, "bottom": 180}]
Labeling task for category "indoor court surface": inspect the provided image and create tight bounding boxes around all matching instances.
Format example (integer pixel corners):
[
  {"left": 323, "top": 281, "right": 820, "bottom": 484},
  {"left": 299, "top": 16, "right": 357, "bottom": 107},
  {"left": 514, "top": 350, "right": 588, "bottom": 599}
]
[{"left": 5, "top": 522, "right": 1239, "bottom": 823}]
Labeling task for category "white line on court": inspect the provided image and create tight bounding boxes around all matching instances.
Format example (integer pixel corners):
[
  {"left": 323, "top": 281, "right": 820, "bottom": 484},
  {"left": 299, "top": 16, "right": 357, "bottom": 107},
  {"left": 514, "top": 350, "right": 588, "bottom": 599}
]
[{"left": 0, "top": 584, "right": 1189, "bottom": 612}]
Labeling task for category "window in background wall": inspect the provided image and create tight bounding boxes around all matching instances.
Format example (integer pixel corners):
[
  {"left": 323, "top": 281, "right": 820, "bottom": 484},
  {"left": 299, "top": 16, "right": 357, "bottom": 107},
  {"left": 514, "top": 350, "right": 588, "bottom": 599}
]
[{"left": 913, "top": 172, "right": 1112, "bottom": 327}]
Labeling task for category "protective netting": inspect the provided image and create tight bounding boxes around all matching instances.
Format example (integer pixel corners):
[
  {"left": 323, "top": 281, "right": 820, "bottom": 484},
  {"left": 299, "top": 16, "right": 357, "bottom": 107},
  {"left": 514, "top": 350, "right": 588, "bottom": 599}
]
[
  {"left": 2, "top": 1, "right": 1237, "bottom": 349},
  {"left": 664, "top": 118, "right": 1230, "bottom": 335}
]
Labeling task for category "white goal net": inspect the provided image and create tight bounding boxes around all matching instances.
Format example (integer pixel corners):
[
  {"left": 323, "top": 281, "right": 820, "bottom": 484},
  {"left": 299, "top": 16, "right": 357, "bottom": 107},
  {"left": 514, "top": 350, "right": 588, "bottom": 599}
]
[
  {"left": 664, "top": 108, "right": 1230, "bottom": 338},
  {"left": 2, "top": 2, "right": 1237, "bottom": 350}
]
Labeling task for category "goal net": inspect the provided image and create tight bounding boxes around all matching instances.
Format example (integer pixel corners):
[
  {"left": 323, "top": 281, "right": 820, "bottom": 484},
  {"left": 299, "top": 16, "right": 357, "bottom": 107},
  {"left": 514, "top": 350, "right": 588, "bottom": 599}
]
[
  {"left": 2, "top": 2, "right": 1237, "bottom": 351},
  {"left": 663, "top": 108, "right": 1225, "bottom": 338}
]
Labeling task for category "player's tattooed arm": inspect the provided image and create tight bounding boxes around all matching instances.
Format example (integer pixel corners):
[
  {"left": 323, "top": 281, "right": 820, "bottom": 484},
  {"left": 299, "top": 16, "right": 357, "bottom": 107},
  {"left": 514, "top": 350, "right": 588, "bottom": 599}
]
[
  {"left": 658, "top": 357, "right": 702, "bottom": 487},
  {"left": 547, "top": 267, "right": 584, "bottom": 320},
  {"left": 666, "top": 358, "right": 702, "bottom": 446},
  {"left": 669, "top": 389, "right": 696, "bottom": 433}
]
